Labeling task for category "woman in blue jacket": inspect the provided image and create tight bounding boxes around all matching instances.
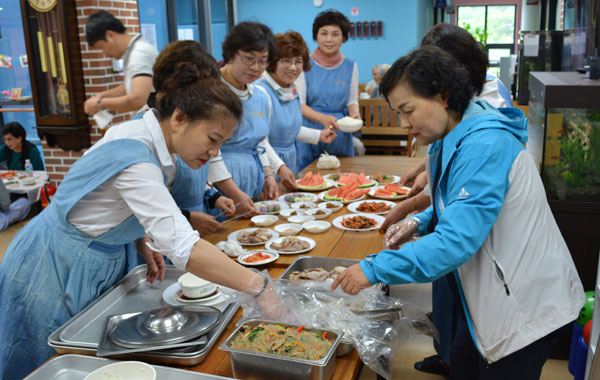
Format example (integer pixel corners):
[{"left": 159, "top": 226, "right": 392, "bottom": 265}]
[{"left": 332, "top": 46, "right": 584, "bottom": 379}]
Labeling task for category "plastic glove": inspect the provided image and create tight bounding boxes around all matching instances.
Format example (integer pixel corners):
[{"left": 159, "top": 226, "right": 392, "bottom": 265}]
[{"left": 383, "top": 218, "right": 418, "bottom": 250}]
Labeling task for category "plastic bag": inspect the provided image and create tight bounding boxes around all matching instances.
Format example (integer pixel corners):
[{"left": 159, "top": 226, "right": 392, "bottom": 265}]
[
  {"left": 316, "top": 152, "right": 340, "bottom": 169},
  {"left": 221, "top": 275, "right": 437, "bottom": 380}
]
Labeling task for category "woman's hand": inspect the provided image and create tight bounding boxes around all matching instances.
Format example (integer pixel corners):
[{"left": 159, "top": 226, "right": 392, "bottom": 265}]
[
  {"left": 233, "top": 194, "right": 258, "bottom": 218},
  {"left": 135, "top": 237, "right": 166, "bottom": 284},
  {"left": 214, "top": 196, "right": 235, "bottom": 217},
  {"left": 189, "top": 211, "right": 222, "bottom": 237},
  {"left": 319, "top": 114, "right": 339, "bottom": 131},
  {"left": 399, "top": 162, "right": 426, "bottom": 187},
  {"left": 383, "top": 218, "right": 419, "bottom": 250},
  {"left": 263, "top": 175, "right": 279, "bottom": 200},
  {"left": 380, "top": 200, "right": 412, "bottom": 231},
  {"left": 84, "top": 94, "right": 101, "bottom": 116},
  {"left": 319, "top": 128, "right": 337, "bottom": 144},
  {"left": 410, "top": 171, "right": 428, "bottom": 195},
  {"left": 278, "top": 165, "right": 298, "bottom": 191},
  {"left": 330, "top": 264, "right": 372, "bottom": 295}
]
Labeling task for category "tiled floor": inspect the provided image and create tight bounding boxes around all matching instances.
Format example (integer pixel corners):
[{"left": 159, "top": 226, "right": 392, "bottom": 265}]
[{"left": 0, "top": 220, "right": 572, "bottom": 380}]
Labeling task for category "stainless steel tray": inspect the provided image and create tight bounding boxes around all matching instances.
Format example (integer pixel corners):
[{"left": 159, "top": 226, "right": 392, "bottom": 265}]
[
  {"left": 219, "top": 319, "right": 342, "bottom": 380},
  {"left": 278, "top": 255, "right": 365, "bottom": 281},
  {"left": 48, "top": 265, "right": 239, "bottom": 366},
  {"left": 24, "top": 354, "right": 235, "bottom": 380}
]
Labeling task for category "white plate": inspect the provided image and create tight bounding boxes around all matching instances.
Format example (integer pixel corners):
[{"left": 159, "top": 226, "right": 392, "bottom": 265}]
[
  {"left": 296, "top": 178, "right": 336, "bottom": 191},
  {"left": 332, "top": 213, "right": 386, "bottom": 231},
  {"left": 318, "top": 190, "right": 366, "bottom": 204},
  {"left": 265, "top": 236, "right": 316, "bottom": 255},
  {"left": 254, "top": 201, "right": 289, "bottom": 214},
  {"left": 251, "top": 214, "right": 279, "bottom": 227},
  {"left": 368, "top": 185, "right": 411, "bottom": 200},
  {"left": 161, "top": 283, "right": 229, "bottom": 311},
  {"left": 278, "top": 192, "right": 318, "bottom": 204},
  {"left": 317, "top": 201, "right": 344, "bottom": 212},
  {"left": 288, "top": 215, "right": 315, "bottom": 224},
  {"left": 368, "top": 174, "right": 401, "bottom": 184},
  {"left": 237, "top": 250, "right": 279, "bottom": 266},
  {"left": 227, "top": 228, "right": 279, "bottom": 246},
  {"left": 302, "top": 220, "right": 331, "bottom": 233},
  {"left": 274, "top": 223, "right": 303, "bottom": 236},
  {"left": 324, "top": 173, "right": 376, "bottom": 188},
  {"left": 304, "top": 207, "right": 332, "bottom": 219},
  {"left": 347, "top": 200, "right": 396, "bottom": 215},
  {"left": 280, "top": 208, "right": 306, "bottom": 220}
]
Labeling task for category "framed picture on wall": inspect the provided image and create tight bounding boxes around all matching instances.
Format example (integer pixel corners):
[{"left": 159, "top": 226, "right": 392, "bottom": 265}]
[{"left": 10, "top": 88, "right": 22, "bottom": 99}]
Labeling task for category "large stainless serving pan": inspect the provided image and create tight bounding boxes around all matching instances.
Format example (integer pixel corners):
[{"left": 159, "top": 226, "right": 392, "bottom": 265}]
[{"left": 219, "top": 319, "right": 343, "bottom": 380}]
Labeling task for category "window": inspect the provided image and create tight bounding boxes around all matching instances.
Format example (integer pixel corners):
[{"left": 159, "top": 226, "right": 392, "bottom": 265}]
[{"left": 457, "top": 4, "right": 516, "bottom": 77}]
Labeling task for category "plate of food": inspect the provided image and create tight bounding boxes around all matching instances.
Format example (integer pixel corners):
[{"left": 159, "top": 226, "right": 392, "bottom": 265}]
[
  {"left": 0, "top": 170, "right": 18, "bottom": 180},
  {"left": 369, "top": 183, "right": 411, "bottom": 200},
  {"left": 347, "top": 200, "right": 396, "bottom": 215},
  {"left": 237, "top": 250, "right": 279, "bottom": 266},
  {"left": 317, "top": 201, "right": 344, "bottom": 212},
  {"left": 254, "top": 200, "right": 288, "bottom": 215},
  {"left": 228, "top": 228, "right": 279, "bottom": 246},
  {"left": 318, "top": 186, "right": 369, "bottom": 204},
  {"left": 334, "top": 172, "right": 377, "bottom": 189},
  {"left": 265, "top": 236, "right": 316, "bottom": 255},
  {"left": 296, "top": 171, "right": 335, "bottom": 191},
  {"left": 161, "top": 283, "right": 228, "bottom": 311},
  {"left": 278, "top": 192, "right": 318, "bottom": 204},
  {"left": 332, "top": 213, "right": 385, "bottom": 231},
  {"left": 369, "top": 172, "right": 400, "bottom": 184}
]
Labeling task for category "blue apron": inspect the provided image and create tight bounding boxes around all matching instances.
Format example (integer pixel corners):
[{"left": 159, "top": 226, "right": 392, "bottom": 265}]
[
  {"left": 0, "top": 139, "right": 161, "bottom": 380},
  {"left": 297, "top": 57, "right": 355, "bottom": 170},
  {"left": 220, "top": 87, "right": 269, "bottom": 199},
  {"left": 171, "top": 157, "right": 210, "bottom": 212},
  {"left": 256, "top": 78, "right": 302, "bottom": 175}
]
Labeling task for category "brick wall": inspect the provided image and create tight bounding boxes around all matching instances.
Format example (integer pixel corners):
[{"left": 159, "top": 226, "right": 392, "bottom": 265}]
[{"left": 42, "top": 0, "right": 140, "bottom": 185}]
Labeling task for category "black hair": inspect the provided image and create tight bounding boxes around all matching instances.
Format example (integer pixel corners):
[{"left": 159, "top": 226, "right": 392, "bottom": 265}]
[
  {"left": 2, "top": 122, "right": 26, "bottom": 139},
  {"left": 155, "top": 62, "right": 242, "bottom": 123},
  {"left": 221, "top": 22, "right": 275, "bottom": 64},
  {"left": 312, "top": 9, "right": 351, "bottom": 42},
  {"left": 2, "top": 122, "right": 37, "bottom": 170},
  {"left": 85, "top": 10, "right": 126, "bottom": 46},
  {"left": 421, "top": 23, "right": 488, "bottom": 96},
  {"left": 379, "top": 46, "right": 475, "bottom": 114}
]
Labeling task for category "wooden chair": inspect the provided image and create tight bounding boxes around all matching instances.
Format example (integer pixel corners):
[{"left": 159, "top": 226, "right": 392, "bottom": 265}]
[
  {"left": 358, "top": 83, "right": 367, "bottom": 94},
  {"left": 359, "top": 98, "right": 414, "bottom": 156}
]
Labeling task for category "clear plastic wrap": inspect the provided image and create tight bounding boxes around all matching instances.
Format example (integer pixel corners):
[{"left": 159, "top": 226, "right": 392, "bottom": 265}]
[{"left": 221, "top": 271, "right": 437, "bottom": 380}]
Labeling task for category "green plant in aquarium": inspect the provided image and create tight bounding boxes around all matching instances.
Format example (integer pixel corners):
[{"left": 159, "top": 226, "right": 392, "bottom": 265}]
[
  {"left": 558, "top": 130, "right": 589, "bottom": 186},
  {"left": 588, "top": 121, "right": 600, "bottom": 182}
]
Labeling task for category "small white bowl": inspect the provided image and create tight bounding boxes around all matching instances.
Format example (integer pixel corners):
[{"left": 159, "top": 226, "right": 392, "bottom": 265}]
[
  {"left": 337, "top": 117, "right": 363, "bottom": 133},
  {"left": 274, "top": 223, "right": 303, "bottom": 236},
  {"left": 304, "top": 208, "right": 332, "bottom": 219},
  {"left": 318, "top": 201, "right": 344, "bottom": 213},
  {"left": 288, "top": 215, "right": 315, "bottom": 224},
  {"left": 251, "top": 214, "right": 278, "bottom": 227},
  {"left": 178, "top": 273, "right": 217, "bottom": 299},
  {"left": 280, "top": 208, "right": 306, "bottom": 220},
  {"left": 22, "top": 177, "right": 36, "bottom": 186},
  {"left": 84, "top": 361, "right": 156, "bottom": 380},
  {"left": 302, "top": 220, "right": 331, "bottom": 234},
  {"left": 291, "top": 201, "right": 317, "bottom": 210}
]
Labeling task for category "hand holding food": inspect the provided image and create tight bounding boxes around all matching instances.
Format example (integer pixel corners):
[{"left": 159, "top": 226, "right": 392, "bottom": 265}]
[
  {"left": 189, "top": 211, "right": 222, "bottom": 237},
  {"left": 234, "top": 196, "right": 259, "bottom": 218},
  {"left": 215, "top": 196, "right": 236, "bottom": 216},
  {"left": 249, "top": 274, "right": 288, "bottom": 320},
  {"left": 319, "top": 114, "right": 339, "bottom": 131},
  {"left": 380, "top": 202, "right": 412, "bottom": 231},
  {"left": 330, "top": 263, "right": 372, "bottom": 295},
  {"left": 383, "top": 218, "right": 419, "bottom": 250}
]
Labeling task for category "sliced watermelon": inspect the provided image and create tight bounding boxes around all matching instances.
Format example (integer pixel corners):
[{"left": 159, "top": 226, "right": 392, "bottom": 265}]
[
  {"left": 337, "top": 172, "right": 376, "bottom": 188},
  {"left": 298, "top": 171, "right": 326, "bottom": 188},
  {"left": 374, "top": 189, "right": 396, "bottom": 197}
]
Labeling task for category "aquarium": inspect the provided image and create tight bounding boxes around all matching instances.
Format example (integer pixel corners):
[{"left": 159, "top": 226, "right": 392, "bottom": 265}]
[{"left": 527, "top": 71, "right": 600, "bottom": 202}]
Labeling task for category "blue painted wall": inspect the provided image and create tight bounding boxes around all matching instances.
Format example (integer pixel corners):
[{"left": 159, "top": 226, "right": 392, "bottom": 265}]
[
  {"left": 138, "top": 0, "right": 169, "bottom": 52},
  {"left": 236, "top": 0, "right": 433, "bottom": 83}
]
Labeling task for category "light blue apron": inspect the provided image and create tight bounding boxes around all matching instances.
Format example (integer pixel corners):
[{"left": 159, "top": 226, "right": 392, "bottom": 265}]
[
  {"left": 255, "top": 78, "right": 302, "bottom": 175},
  {"left": 219, "top": 88, "right": 269, "bottom": 199},
  {"left": 0, "top": 139, "right": 161, "bottom": 380},
  {"left": 297, "top": 57, "right": 355, "bottom": 170}
]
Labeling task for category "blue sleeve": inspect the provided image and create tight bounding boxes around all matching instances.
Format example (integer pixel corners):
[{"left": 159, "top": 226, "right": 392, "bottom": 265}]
[
  {"left": 496, "top": 80, "right": 513, "bottom": 107},
  {"left": 413, "top": 205, "right": 433, "bottom": 236},
  {"left": 361, "top": 131, "right": 521, "bottom": 285}
]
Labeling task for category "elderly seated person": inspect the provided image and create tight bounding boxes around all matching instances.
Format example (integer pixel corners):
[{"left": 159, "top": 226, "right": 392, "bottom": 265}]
[{"left": 0, "top": 122, "right": 44, "bottom": 171}]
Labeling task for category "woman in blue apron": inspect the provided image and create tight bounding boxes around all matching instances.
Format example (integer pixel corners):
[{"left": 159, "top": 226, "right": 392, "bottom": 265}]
[
  {"left": 256, "top": 31, "right": 336, "bottom": 177},
  {"left": 215, "top": 22, "right": 283, "bottom": 201},
  {"left": 0, "top": 53, "right": 278, "bottom": 380},
  {"left": 296, "top": 10, "right": 361, "bottom": 170}
]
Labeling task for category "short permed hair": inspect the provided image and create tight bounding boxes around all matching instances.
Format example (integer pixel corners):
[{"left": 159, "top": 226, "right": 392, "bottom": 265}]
[
  {"left": 312, "top": 10, "right": 351, "bottom": 42},
  {"left": 421, "top": 23, "right": 488, "bottom": 96},
  {"left": 85, "top": 11, "right": 126, "bottom": 46},
  {"left": 221, "top": 22, "right": 275, "bottom": 64},
  {"left": 379, "top": 46, "right": 475, "bottom": 114},
  {"left": 267, "top": 31, "right": 311, "bottom": 73}
]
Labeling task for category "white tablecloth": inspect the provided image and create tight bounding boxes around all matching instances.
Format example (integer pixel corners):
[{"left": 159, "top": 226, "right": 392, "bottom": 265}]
[{"left": 2, "top": 170, "right": 49, "bottom": 204}]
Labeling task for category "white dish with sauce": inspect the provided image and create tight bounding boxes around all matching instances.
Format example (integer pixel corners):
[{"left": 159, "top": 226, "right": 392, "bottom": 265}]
[
  {"left": 302, "top": 221, "right": 331, "bottom": 234},
  {"left": 274, "top": 223, "right": 303, "bottom": 236}
]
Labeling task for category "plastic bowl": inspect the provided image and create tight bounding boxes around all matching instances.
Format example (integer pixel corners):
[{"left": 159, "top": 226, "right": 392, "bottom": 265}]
[
  {"left": 302, "top": 221, "right": 331, "bottom": 234},
  {"left": 178, "top": 273, "right": 218, "bottom": 299},
  {"left": 84, "top": 361, "right": 156, "bottom": 380},
  {"left": 280, "top": 208, "right": 306, "bottom": 220},
  {"left": 251, "top": 214, "right": 279, "bottom": 227},
  {"left": 288, "top": 215, "right": 315, "bottom": 224},
  {"left": 337, "top": 117, "right": 363, "bottom": 133},
  {"left": 304, "top": 208, "right": 332, "bottom": 219},
  {"left": 274, "top": 223, "right": 303, "bottom": 236}
]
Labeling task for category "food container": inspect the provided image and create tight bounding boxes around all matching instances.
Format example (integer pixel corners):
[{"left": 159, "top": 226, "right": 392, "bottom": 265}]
[
  {"left": 280, "top": 208, "right": 305, "bottom": 220},
  {"left": 274, "top": 223, "right": 303, "bottom": 236},
  {"left": 288, "top": 215, "right": 315, "bottom": 224},
  {"left": 302, "top": 221, "right": 331, "bottom": 234},
  {"left": 250, "top": 214, "right": 278, "bottom": 227},
  {"left": 304, "top": 208, "right": 332, "bottom": 219},
  {"left": 178, "top": 273, "right": 218, "bottom": 299},
  {"left": 84, "top": 360, "right": 156, "bottom": 380},
  {"left": 219, "top": 320, "right": 343, "bottom": 380},
  {"left": 291, "top": 201, "right": 317, "bottom": 210},
  {"left": 317, "top": 201, "right": 343, "bottom": 213},
  {"left": 336, "top": 117, "right": 363, "bottom": 133}
]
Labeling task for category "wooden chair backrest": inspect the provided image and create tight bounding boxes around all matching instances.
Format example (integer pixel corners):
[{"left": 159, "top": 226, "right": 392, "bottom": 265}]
[
  {"left": 359, "top": 98, "right": 404, "bottom": 132},
  {"left": 358, "top": 83, "right": 367, "bottom": 94}
]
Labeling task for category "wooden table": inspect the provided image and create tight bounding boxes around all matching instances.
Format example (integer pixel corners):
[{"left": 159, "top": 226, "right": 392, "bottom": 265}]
[{"left": 182, "top": 155, "right": 421, "bottom": 379}]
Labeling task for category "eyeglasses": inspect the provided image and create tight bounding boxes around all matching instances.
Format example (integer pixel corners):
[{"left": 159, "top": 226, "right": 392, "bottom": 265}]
[
  {"left": 279, "top": 58, "right": 304, "bottom": 68},
  {"left": 237, "top": 53, "right": 269, "bottom": 68}
]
